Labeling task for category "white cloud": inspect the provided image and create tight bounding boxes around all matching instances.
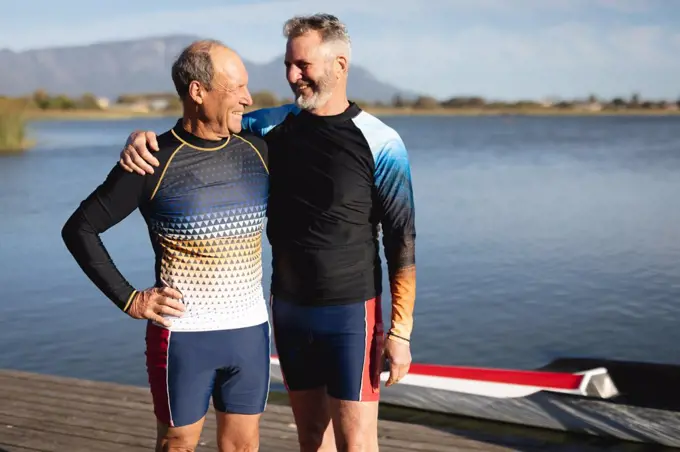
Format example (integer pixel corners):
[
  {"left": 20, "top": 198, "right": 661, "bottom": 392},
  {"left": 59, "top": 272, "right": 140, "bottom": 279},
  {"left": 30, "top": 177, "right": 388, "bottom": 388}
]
[
  {"left": 421, "top": 0, "right": 652, "bottom": 14},
  {"left": 595, "top": 0, "right": 651, "bottom": 13},
  {"left": 1, "top": 0, "right": 678, "bottom": 99},
  {"left": 354, "top": 21, "right": 680, "bottom": 99}
]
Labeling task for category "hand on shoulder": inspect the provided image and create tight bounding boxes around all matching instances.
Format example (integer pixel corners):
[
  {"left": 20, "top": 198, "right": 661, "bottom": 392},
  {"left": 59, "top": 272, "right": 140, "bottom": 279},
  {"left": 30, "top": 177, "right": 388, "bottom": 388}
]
[{"left": 119, "top": 130, "right": 160, "bottom": 175}]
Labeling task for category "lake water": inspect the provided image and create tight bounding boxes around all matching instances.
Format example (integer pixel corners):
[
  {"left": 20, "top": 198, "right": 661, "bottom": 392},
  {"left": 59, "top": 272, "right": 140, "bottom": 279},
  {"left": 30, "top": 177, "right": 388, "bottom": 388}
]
[{"left": 1, "top": 114, "right": 679, "bottom": 388}]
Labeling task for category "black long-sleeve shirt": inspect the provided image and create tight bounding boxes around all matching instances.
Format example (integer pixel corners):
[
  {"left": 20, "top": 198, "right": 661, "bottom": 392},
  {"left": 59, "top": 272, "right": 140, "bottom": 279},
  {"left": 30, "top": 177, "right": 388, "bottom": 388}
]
[
  {"left": 62, "top": 120, "right": 270, "bottom": 331},
  {"left": 243, "top": 102, "right": 417, "bottom": 340}
]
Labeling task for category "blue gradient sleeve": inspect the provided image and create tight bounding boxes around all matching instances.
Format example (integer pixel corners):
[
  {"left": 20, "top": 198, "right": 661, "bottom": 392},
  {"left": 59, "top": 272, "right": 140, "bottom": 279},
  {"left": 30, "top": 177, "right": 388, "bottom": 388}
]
[
  {"left": 373, "top": 133, "right": 416, "bottom": 272},
  {"left": 353, "top": 113, "right": 416, "bottom": 341},
  {"left": 241, "top": 104, "right": 300, "bottom": 137}
]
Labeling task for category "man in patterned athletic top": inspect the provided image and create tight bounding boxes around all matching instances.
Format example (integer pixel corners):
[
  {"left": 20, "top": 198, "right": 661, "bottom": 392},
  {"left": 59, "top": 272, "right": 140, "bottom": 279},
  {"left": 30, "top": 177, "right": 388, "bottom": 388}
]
[{"left": 62, "top": 40, "right": 270, "bottom": 452}]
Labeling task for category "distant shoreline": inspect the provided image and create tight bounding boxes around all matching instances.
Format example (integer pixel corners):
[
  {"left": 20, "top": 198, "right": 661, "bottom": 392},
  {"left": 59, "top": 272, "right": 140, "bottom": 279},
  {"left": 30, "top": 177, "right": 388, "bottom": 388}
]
[
  {"left": 0, "top": 139, "right": 37, "bottom": 154},
  {"left": 24, "top": 106, "right": 680, "bottom": 121}
]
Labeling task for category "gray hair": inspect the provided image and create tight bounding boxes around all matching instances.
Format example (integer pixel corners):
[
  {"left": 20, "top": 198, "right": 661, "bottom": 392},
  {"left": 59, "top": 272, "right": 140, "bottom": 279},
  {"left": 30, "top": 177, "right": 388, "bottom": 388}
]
[
  {"left": 171, "top": 39, "right": 224, "bottom": 100},
  {"left": 283, "top": 13, "right": 351, "bottom": 63}
]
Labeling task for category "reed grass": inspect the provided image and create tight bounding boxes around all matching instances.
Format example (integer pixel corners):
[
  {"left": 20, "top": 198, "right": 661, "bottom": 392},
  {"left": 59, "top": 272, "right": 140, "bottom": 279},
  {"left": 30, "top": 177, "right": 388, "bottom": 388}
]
[{"left": 0, "top": 98, "right": 32, "bottom": 153}]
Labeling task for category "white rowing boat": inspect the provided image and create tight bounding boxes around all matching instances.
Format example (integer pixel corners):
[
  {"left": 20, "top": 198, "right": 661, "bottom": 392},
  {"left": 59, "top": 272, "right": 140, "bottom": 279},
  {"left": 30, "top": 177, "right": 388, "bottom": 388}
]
[{"left": 270, "top": 356, "right": 680, "bottom": 448}]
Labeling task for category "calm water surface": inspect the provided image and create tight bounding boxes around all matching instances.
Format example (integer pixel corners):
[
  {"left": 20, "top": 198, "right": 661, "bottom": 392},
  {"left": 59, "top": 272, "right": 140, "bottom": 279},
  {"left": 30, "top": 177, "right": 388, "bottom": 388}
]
[{"left": 1, "top": 114, "right": 679, "bottom": 387}]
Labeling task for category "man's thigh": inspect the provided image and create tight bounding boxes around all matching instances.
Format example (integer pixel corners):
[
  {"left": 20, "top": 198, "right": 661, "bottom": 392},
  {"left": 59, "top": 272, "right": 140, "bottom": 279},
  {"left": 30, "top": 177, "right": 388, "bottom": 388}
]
[
  {"left": 145, "top": 322, "right": 217, "bottom": 429},
  {"left": 324, "top": 297, "right": 384, "bottom": 403},
  {"left": 213, "top": 321, "right": 271, "bottom": 415},
  {"left": 272, "top": 296, "right": 383, "bottom": 449},
  {"left": 318, "top": 297, "right": 383, "bottom": 450},
  {"left": 216, "top": 412, "right": 262, "bottom": 452},
  {"left": 287, "top": 388, "right": 336, "bottom": 452},
  {"left": 271, "top": 295, "right": 383, "bottom": 397},
  {"left": 329, "top": 397, "right": 379, "bottom": 451},
  {"left": 155, "top": 418, "right": 206, "bottom": 452},
  {"left": 271, "top": 297, "right": 325, "bottom": 392}
]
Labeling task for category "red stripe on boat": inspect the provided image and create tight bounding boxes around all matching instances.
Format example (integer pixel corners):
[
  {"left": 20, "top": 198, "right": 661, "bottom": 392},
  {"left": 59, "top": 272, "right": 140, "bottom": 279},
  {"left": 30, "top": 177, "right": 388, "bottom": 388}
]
[
  {"left": 407, "top": 363, "right": 583, "bottom": 390},
  {"left": 271, "top": 355, "right": 582, "bottom": 390}
]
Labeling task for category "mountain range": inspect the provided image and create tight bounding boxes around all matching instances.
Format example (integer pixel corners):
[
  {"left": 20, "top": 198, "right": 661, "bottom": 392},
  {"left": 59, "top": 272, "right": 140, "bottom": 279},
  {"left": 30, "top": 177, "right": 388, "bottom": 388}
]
[{"left": 0, "top": 35, "right": 413, "bottom": 103}]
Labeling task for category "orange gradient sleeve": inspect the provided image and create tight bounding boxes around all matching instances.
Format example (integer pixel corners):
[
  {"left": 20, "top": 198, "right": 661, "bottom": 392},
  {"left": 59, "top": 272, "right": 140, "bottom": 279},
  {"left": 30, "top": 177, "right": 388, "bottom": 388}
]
[
  {"left": 372, "top": 133, "right": 417, "bottom": 343},
  {"left": 389, "top": 264, "right": 416, "bottom": 342}
]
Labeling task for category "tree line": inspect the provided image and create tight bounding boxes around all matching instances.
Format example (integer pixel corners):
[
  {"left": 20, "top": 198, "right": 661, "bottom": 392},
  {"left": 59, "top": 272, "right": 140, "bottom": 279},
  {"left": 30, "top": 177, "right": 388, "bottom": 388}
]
[
  {"left": 4, "top": 89, "right": 680, "bottom": 111},
  {"left": 4, "top": 90, "right": 288, "bottom": 110},
  {"left": 391, "top": 93, "right": 680, "bottom": 110}
]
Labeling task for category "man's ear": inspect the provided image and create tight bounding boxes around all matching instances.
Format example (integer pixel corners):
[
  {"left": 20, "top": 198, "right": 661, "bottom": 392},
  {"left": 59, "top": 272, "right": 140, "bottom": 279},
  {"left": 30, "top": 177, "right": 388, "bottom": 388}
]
[
  {"left": 336, "top": 55, "right": 348, "bottom": 76},
  {"left": 188, "top": 80, "right": 204, "bottom": 104}
]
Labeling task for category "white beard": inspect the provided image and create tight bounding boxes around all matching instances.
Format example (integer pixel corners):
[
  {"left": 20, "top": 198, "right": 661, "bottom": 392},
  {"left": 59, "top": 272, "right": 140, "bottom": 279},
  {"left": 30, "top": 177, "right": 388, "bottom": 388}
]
[
  {"left": 295, "top": 88, "right": 333, "bottom": 111},
  {"left": 292, "top": 65, "right": 335, "bottom": 111}
]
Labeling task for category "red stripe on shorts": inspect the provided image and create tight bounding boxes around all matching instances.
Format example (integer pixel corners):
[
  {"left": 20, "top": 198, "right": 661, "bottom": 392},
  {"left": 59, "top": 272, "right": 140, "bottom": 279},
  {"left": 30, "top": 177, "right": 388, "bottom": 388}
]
[
  {"left": 360, "top": 297, "right": 383, "bottom": 402},
  {"left": 145, "top": 322, "right": 173, "bottom": 426}
]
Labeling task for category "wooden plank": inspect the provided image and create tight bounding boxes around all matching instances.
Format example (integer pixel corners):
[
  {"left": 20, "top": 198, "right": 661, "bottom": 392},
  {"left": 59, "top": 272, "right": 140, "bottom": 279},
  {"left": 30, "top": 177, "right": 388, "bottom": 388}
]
[
  {"left": 0, "top": 445, "right": 49, "bottom": 452},
  {"left": 0, "top": 394, "right": 502, "bottom": 451},
  {"left": 0, "top": 383, "right": 151, "bottom": 412},
  {"left": 0, "top": 403, "right": 452, "bottom": 452},
  {"left": 0, "top": 395, "right": 491, "bottom": 451},
  {"left": 0, "top": 369, "right": 637, "bottom": 452},
  {"left": 0, "top": 423, "right": 297, "bottom": 452},
  {"left": 0, "top": 399, "right": 301, "bottom": 443},
  {"left": 0, "top": 373, "right": 495, "bottom": 452},
  {"left": 0, "top": 378, "right": 478, "bottom": 447},
  {"left": 0, "top": 372, "right": 150, "bottom": 400},
  {"left": 0, "top": 403, "right": 297, "bottom": 437},
  {"left": 0, "top": 411, "right": 299, "bottom": 452},
  {"left": 0, "top": 425, "right": 152, "bottom": 452},
  {"left": 0, "top": 443, "right": 45, "bottom": 452},
  {"left": 0, "top": 371, "right": 143, "bottom": 394}
]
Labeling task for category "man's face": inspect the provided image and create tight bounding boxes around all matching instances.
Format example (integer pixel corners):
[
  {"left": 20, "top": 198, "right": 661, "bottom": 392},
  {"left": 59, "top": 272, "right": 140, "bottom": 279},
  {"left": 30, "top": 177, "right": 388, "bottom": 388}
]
[
  {"left": 201, "top": 48, "right": 252, "bottom": 135},
  {"left": 285, "top": 31, "right": 337, "bottom": 111}
]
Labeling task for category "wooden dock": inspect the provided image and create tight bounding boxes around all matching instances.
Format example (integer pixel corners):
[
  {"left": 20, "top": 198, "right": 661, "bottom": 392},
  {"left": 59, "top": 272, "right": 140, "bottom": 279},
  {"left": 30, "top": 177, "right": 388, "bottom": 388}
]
[{"left": 0, "top": 369, "right": 655, "bottom": 451}]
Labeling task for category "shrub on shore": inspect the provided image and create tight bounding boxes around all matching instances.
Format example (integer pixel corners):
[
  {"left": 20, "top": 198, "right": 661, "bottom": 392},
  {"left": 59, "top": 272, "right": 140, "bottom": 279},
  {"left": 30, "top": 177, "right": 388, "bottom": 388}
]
[{"left": 0, "top": 98, "right": 31, "bottom": 153}]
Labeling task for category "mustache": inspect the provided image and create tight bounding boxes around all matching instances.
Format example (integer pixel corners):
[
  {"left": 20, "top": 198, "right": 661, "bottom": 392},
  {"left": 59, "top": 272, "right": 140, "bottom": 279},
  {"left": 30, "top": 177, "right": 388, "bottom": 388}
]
[{"left": 294, "top": 81, "right": 314, "bottom": 89}]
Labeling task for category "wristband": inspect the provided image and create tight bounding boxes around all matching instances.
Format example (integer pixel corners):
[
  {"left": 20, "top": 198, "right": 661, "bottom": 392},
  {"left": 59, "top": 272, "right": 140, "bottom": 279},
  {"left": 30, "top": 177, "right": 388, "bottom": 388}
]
[
  {"left": 122, "top": 290, "right": 138, "bottom": 313},
  {"left": 387, "top": 331, "right": 410, "bottom": 343}
]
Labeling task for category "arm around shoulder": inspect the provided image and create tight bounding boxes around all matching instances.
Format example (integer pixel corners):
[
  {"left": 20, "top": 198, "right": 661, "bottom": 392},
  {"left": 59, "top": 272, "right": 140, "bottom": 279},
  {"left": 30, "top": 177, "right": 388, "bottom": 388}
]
[
  {"left": 119, "top": 130, "right": 161, "bottom": 175},
  {"left": 241, "top": 104, "right": 299, "bottom": 137}
]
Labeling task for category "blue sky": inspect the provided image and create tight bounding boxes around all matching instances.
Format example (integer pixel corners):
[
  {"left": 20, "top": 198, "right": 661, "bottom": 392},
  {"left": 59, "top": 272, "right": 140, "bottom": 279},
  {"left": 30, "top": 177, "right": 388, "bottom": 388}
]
[{"left": 2, "top": 0, "right": 679, "bottom": 101}]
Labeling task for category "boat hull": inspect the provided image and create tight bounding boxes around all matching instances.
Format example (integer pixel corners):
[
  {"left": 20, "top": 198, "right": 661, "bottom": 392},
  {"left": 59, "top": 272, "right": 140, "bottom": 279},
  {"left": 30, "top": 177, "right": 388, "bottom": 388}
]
[
  {"left": 377, "top": 380, "right": 680, "bottom": 447},
  {"left": 269, "top": 358, "right": 680, "bottom": 448}
]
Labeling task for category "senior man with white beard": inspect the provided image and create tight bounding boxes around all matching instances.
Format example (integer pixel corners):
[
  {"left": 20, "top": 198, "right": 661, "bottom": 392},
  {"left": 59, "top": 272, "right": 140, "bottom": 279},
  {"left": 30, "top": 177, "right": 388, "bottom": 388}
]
[{"left": 118, "top": 14, "right": 418, "bottom": 452}]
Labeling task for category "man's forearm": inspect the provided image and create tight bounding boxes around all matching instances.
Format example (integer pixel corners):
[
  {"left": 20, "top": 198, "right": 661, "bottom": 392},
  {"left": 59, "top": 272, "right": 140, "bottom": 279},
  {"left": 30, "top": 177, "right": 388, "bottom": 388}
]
[
  {"left": 388, "top": 265, "right": 416, "bottom": 343},
  {"left": 62, "top": 208, "right": 138, "bottom": 312},
  {"left": 61, "top": 165, "right": 147, "bottom": 312},
  {"left": 241, "top": 104, "right": 299, "bottom": 137},
  {"left": 372, "top": 132, "right": 417, "bottom": 343}
]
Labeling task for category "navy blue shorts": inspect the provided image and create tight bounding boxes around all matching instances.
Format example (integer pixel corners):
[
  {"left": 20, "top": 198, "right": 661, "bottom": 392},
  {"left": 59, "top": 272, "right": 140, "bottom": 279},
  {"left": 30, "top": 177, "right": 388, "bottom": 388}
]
[
  {"left": 271, "top": 296, "right": 384, "bottom": 402},
  {"left": 145, "top": 321, "right": 270, "bottom": 427}
]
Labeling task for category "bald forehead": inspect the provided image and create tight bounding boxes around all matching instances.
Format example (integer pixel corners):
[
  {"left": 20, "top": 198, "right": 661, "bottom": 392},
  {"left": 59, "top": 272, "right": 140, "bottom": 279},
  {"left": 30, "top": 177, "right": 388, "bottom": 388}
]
[
  {"left": 184, "top": 40, "right": 228, "bottom": 55},
  {"left": 211, "top": 47, "right": 248, "bottom": 86},
  {"left": 210, "top": 44, "right": 237, "bottom": 60},
  {"left": 184, "top": 41, "right": 238, "bottom": 68}
]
